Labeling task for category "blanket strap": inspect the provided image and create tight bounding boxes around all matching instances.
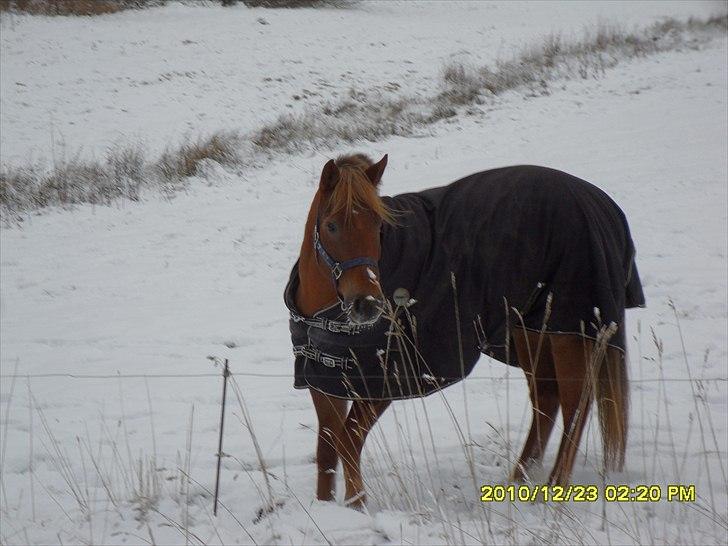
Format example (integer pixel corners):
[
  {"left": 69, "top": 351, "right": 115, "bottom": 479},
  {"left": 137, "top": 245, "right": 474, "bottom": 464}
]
[
  {"left": 289, "top": 311, "right": 372, "bottom": 335},
  {"left": 293, "top": 344, "right": 355, "bottom": 370}
]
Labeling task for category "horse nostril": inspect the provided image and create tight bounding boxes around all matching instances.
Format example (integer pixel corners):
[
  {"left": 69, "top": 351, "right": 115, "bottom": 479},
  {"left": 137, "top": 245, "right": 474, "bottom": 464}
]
[
  {"left": 350, "top": 296, "right": 383, "bottom": 323},
  {"left": 353, "top": 297, "right": 372, "bottom": 314}
]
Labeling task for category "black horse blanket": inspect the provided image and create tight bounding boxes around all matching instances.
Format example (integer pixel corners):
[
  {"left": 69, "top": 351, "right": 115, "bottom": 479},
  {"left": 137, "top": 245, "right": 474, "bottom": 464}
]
[{"left": 286, "top": 165, "right": 645, "bottom": 400}]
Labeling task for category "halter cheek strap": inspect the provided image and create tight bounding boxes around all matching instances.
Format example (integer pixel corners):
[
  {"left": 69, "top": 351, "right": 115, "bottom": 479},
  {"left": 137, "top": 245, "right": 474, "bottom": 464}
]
[{"left": 313, "top": 221, "right": 378, "bottom": 286}]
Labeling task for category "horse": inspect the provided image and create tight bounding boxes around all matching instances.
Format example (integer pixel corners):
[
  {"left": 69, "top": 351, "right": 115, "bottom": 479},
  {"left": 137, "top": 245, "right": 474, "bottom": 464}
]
[{"left": 284, "top": 153, "right": 645, "bottom": 508}]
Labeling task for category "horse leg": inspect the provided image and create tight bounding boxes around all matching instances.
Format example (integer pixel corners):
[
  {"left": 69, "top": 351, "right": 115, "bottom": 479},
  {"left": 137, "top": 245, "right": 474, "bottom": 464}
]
[
  {"left": 310, "top": 389, "right": 348, "bottom": 501},
  {"left": 548, "top": 334, "right": 595, "bottom": 486},
  {"left": 338, "top": 399, "right": 390, "bottom": 509},
  {"left": 511, "top": 328, "right": 560, "bottom": 482}
]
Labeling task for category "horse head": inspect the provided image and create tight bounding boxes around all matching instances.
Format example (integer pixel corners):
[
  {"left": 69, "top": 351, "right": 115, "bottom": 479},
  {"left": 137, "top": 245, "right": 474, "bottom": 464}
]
[{"left": 298, "top": 154, "right": 392, "bottom": 324}]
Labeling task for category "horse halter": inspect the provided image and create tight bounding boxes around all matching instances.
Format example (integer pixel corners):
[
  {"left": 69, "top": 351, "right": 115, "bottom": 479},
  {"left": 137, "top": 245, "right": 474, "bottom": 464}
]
[{"left": 313, "top": 217, "right": 379, "bottom": 292}]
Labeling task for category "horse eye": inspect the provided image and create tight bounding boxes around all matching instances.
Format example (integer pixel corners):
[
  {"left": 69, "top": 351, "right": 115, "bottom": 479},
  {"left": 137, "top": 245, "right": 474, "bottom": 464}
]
[{"left": 326, "top": 222, "right": 337, "bottom": 233}]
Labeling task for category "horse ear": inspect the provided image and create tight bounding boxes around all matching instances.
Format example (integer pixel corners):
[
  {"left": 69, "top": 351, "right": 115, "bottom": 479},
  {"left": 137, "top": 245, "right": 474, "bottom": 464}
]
[
  {"left": 319, "top": 159, "right": 339, "bottom": 192},
  {"left": 365, "top": 154, "right": 388, "bottom": 187}
]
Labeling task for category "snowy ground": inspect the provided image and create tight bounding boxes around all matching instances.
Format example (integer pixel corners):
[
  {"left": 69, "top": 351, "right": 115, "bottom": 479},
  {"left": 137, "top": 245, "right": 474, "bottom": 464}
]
[
  {"left": 1, "top": 2, "right": 727, "bottom": 545},
  {"left": 1, "top": 0, "right": 724, "bottom": 165}
]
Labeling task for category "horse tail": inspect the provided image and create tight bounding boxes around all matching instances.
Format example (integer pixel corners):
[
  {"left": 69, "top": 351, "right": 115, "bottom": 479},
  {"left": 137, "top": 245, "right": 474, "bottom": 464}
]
[{"left": 595, "top": 347, "right": 629, "bottom": 472}]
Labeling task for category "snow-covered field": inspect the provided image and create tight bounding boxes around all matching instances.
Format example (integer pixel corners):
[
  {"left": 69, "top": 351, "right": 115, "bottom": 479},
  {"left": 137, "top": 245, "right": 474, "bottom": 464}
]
[
  {"left": 1, "top": 1, "right": 727, "bottom": 544},
  {"left": 1, "top": 0, "right": 725, "bottom": 165}
]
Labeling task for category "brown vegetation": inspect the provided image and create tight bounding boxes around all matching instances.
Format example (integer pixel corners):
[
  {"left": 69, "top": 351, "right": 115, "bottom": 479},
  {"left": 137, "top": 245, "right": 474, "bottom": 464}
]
[
  {"left": 157, "top": 133, "right": 242, "bottom": 181},
  {"left": 241, "top": 0, "right": 354, "bottom": 8},
  {"left": 0, "top": 0, "right": 165, "bottom": 16}
]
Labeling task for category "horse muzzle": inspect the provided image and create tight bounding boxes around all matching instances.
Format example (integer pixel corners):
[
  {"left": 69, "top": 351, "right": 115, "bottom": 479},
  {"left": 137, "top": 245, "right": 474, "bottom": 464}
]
[{"left": 348, "top": 295, "right": 384, "bottom": 325}]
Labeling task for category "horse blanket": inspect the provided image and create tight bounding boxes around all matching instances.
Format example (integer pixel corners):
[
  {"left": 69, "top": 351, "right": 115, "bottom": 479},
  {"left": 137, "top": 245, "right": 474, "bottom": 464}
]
[{"left": 286, "top": 165, "right": 645, "bottom": 400}]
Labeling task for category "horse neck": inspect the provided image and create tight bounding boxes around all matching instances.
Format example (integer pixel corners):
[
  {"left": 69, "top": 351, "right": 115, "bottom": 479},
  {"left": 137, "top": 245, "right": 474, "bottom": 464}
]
[{"left": 296, "top": 193, "right": 338, "bottom": 316}]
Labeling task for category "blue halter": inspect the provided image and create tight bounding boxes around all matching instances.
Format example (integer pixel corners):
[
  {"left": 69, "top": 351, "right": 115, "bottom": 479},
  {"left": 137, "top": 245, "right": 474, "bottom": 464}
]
[{"left": 313, "top": 219, "right": 378, "bottom": 288}]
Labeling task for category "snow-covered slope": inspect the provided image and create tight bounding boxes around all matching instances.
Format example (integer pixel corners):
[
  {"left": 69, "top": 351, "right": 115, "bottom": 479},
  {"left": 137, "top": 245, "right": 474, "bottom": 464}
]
[
  {"left": 0, "top": 0, "right": 722, "bottom": 165},
  {"left": 1, "top": 2, "right": 726, "bottom": 545}
]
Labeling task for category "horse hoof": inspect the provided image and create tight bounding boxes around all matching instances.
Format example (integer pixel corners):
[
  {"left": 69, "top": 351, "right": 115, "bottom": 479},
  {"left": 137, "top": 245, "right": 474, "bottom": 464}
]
[{"left": 343, "top": 491, "right": 366, "bottom": 510}]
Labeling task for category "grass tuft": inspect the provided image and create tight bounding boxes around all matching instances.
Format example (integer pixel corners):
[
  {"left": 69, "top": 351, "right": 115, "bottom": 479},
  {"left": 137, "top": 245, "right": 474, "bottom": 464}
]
[
  {"left": 1, "top": 146, "right": 147, "bottom": 216},
  {"left": 156, "top": 132, "right": 242, "bottom": 181}
]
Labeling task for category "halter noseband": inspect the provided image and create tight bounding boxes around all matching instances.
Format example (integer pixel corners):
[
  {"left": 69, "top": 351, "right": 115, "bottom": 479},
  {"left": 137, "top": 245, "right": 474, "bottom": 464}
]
[{"left": 313, "top": 218, "right": 378, "bottom": 288}]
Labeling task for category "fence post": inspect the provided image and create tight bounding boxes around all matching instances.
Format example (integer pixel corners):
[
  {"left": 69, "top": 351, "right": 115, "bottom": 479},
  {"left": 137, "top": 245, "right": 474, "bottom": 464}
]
[{"left": 213, "top": 358, "right": 230, "bottom": 516}]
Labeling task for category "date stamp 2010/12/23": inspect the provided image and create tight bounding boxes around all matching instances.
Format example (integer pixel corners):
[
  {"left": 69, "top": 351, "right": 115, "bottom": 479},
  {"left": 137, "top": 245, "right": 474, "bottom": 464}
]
[{"left": 480, "top": 484, "right": 696, "bottom": 503}]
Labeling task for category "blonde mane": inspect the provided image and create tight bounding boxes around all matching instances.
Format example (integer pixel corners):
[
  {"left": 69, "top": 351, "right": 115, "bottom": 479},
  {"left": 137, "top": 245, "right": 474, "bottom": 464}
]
[{"left": 326, "top": 154, "right": 394, "bottom": 224}]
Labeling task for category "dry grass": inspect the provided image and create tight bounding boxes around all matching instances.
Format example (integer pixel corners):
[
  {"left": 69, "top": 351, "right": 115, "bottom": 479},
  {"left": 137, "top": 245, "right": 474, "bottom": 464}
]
[
  {"left": 0, "top": 0, "right": 165, "bottom": 16},
  {"left": 241, "top": 0, "right": 356, "bottom": 8},
  {"left": 0, "top": 0, "right": 355, "bottom": 12},
  {"left": 1, "top": 14, "right": 725, "bottom": 217},
  {"left": 250, "top": 15, "right": 727, "bottom": 157},
  {"left": 156, "top": 132, "right": 242, "bottom": 181},
  {"left": 441, "top": 16, "right": 726, "bottom": 99},
  {"left": 1, "top": 147, "right": 145, "bottom": 214},
  {"left": 440, "top": 62, "right": 485, "bottom": 105},
  {"left": 250, "top": 94, "right": 420, "bottom": 154},
  {"left": 1, "top": 303, "right": 726, "bottom": 544},
  {"left": 0, "top": 133, "right": 245, "bottom": 219}
]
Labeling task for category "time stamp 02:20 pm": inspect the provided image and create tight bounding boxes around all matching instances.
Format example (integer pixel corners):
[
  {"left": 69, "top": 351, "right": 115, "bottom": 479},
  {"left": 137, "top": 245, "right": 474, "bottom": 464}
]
[{"left": 480, "top": 484, "right": 696, "bottom": 503}]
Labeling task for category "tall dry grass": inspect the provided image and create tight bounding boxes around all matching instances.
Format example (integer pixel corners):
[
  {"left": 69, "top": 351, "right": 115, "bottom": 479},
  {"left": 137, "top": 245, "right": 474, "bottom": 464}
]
[{"left": 1, "top": 302, "right": 726, "bottom": 544}]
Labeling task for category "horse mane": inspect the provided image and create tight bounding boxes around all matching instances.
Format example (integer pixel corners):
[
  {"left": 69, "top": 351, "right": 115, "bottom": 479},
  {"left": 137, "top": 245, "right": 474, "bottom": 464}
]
[{"left": 326, "top": 154, "right": 395, "bottom": 225}]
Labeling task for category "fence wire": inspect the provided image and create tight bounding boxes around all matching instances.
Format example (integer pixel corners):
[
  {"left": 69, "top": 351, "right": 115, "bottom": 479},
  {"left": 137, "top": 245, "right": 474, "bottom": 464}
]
[{"left": 0, "top": 371, "right": 726, "bottom": 383}]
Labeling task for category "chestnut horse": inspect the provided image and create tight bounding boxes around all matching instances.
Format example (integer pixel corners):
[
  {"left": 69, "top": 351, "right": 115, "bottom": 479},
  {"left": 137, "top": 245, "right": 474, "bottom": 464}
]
[{"left": 288, "top": 153, "right": 643, "bottom": 508}]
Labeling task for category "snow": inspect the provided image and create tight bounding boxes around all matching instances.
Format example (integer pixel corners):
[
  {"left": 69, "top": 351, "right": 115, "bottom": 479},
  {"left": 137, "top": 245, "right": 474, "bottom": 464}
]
[
  {"left": 0, "top": 0, "right": 722, "bottom": 165},
  {"left": 1, "top": 2, "right": 727, "bottom": 545}
]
